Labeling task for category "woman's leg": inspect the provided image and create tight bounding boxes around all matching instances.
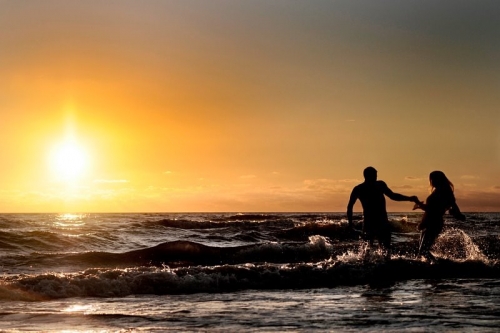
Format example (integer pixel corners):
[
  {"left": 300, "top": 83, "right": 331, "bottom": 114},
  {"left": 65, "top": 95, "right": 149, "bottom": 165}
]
[{"left": 418, "top": 229, "right": 438, "bottom": 259}]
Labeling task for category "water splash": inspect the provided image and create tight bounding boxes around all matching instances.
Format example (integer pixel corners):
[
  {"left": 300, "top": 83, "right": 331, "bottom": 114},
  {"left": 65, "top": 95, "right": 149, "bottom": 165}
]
[
  {"left": 433, "top": 228, "right": 488, "bottom": 262},
  {"left": 308, "top": 235, "right": 331, "bottom": 247},
  {"left": 335, "top": 250, "right": 362, "bottom": 263},
  {"left": 335, "top": 242, "right": 388, "bottom": 264}
]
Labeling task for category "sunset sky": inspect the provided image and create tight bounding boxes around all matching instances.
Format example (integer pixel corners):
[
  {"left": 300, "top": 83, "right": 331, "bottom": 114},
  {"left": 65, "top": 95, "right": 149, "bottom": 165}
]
[{"left": 1, "top": 0, "right": 499, "bottom": 212}]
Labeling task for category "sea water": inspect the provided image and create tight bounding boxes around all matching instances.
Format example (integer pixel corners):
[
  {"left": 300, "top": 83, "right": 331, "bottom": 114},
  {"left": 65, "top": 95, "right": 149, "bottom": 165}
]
[{"left": 0, "top": 213, "right": 499, "bottom": 331}]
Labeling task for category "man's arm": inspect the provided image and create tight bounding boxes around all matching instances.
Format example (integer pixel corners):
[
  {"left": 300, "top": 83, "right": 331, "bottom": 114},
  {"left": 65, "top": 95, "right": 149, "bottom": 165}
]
[
  {"left": 346, "top": 187, "right": 358, "bottom": 228},
  {"left": 381, "top": 181, "right": 419, "bottom": 203}
]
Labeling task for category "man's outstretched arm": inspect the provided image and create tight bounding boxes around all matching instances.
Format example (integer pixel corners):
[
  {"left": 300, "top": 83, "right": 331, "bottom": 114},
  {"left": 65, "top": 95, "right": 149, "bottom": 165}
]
[
  {"left": 346, "top": 188, "right": 358, "bottom": 228},
  {"left": 382, "top": 182, "right": 419, "bottom": 203}
]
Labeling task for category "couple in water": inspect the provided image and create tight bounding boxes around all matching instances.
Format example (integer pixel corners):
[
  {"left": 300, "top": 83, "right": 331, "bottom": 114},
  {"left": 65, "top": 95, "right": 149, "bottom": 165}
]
[{"left": 347, "top": 166, "right": 466, "bottom": 261}]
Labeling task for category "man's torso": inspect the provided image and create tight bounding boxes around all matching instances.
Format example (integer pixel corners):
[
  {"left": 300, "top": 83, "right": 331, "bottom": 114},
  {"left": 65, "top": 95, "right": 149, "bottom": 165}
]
[{"left": 355, "top": 181, "right": 389, "bottom": 227}]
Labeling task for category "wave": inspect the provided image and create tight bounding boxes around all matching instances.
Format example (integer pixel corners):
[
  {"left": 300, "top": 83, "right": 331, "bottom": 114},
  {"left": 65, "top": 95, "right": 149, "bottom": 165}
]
[
  {"left": 61, "top": 237, "right": 339, "bottom": 268},
  {"left": 0, "top": 230, "right": 120, "bottom": 254},
  {"left": 222, "top": 213, "right": 284, "bottom": 221},
  {"left": 153, "top": 218, "right": 296, "bottom": 230},
  {"left": 0, "top": 231, "right": 76, "bottom": 252},
  {"left": 5, "top": 223, "right": 499, "bottom": 271},
  {"left": 0, "top": 237, "right": 347, "bottom": 273},
  {"left": 152, "top": 213, "right": 357, "bottom": 230},
  {"left": 2, "top": 257, "right": 498, "bottom": 300}
]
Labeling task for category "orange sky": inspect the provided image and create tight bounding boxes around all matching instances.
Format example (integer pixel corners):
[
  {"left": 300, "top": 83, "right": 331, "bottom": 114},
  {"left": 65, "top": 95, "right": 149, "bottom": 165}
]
[{"left": 1, "top": 1, "right": 499, "bottom": 212}]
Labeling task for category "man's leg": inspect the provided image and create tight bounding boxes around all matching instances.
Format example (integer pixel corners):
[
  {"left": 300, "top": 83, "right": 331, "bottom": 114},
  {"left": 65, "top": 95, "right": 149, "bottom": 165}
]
[
  {"left": 378, "top": 223, "right": 392, "bottom": 260},
  {"left": 359, "top": 237, "right": 372, "bottom": 261}
]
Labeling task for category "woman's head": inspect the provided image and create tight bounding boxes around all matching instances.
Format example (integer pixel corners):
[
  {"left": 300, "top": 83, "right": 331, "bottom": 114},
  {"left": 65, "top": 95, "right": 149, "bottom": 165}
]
[{"left": 429, "top": 170, "right": 454, "bottom": 192}]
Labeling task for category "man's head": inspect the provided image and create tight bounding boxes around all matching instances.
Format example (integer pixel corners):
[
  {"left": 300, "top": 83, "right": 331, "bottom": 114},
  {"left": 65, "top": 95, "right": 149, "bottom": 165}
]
[{"left": 363, "top": 166, "right": 377, "bottom": 182}]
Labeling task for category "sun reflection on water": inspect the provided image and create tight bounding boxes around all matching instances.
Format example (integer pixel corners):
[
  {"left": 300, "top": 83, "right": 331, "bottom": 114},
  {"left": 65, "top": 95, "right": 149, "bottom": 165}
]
[
  {"left": 62, "top": 304, "right": 95, "bottom": 313},
  {"left": 55, "top": 213, "right": 86, "bottom": 228}
]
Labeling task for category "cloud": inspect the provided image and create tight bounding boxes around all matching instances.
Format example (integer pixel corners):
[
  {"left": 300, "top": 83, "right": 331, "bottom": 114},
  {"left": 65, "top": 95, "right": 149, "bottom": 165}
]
[
  {"left": 93, "top": 179, "right": 129, "bottom": 184},
  {"left": 392, "top": 185, "right": 413, "bottom": 189},
  {"left": 456, "top": 190, "right": 500, "bottom": 211},
  {"left": 303, "top": 178, "right": 337, "bottom": 187},
  {"left": 240, "top": 174, "right": 257, "bottom": 179},
  {"left": 303, "top": 179, "right": 351, "bottom": 193},
  {"left": 338, "top": 179, "right": 361, "bottom": 183},
  {"left": 405, "top": 176, "right": 423, "bottom": 181},
  {"left": 164, "top": 171, "right": 172, "bottom": 175},
  {"left": 461, "top": 175, "right": 479, "bottom": 180}
]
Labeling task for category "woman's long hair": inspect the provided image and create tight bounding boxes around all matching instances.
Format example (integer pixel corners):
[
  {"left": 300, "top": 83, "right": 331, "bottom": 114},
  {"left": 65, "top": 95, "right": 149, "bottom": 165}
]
[{"left": 429, "top": 170, "right": 454, "bottom": 193}]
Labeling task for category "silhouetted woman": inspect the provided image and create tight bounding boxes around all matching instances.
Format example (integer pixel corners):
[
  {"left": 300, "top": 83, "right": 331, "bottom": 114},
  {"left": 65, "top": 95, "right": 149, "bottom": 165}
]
[{"left": 413, "top": 171, "right": 465, "bottom": 260}]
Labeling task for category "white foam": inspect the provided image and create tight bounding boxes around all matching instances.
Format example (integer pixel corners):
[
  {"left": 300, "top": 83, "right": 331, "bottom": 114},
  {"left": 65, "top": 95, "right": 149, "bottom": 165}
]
[{"left": 433, "top": 228, "right": 489, "bottom": 263}]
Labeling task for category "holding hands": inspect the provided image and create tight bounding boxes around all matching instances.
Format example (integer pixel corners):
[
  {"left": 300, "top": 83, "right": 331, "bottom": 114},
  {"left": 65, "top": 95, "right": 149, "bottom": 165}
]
[
  {"left": 409, "top": 196, "right": 424, "bottom": 211},
  {"left": 413, "top": 201, "right": 425, "bottom": 211},
  {"left": 410, "top": 196, "right": 420, "bottom": 204}
]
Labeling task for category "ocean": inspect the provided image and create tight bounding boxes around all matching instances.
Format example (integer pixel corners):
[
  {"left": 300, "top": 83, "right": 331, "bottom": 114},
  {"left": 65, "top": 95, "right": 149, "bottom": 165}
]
[{"left": 0, "top": 212, "right": 499, "bottom": 332}]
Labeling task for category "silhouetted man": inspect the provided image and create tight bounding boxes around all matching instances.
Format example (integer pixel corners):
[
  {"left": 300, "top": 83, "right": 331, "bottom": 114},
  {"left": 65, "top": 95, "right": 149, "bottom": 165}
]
[{"left": 347, "top": 166, "right": 419, "bottom": 258}]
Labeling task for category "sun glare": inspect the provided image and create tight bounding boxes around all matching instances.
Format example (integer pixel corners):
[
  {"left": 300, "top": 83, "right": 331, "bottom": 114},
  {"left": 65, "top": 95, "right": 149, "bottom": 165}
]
[{"left": 50, "top": 141, "right": 89, "bottom": 182}]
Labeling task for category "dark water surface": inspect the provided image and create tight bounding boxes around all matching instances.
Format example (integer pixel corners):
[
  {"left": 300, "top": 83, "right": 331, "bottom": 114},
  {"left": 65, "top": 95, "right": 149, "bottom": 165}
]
[{"left": 0, "top": 213, "right": 499, "bottom": 331}]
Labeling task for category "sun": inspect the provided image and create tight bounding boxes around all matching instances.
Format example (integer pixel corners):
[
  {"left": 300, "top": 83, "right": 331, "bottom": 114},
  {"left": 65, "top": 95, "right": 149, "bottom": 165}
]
[{"left": 49, "top": 141, "right": 89, "bottom": 182}]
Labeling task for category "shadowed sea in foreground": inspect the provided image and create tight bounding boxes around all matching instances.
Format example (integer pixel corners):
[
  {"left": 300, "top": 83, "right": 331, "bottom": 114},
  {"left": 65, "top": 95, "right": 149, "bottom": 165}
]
[{"left": 0, "top": 212, "right": 499, "bottom": 331}]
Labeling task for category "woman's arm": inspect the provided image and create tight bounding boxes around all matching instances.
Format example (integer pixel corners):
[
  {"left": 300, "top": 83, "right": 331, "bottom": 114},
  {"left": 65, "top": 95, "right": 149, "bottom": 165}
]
[
  {"left": 413, "top": 201, "right": 426, "bottom": 211},
  {"left": 449, "top": 201, "right": 466, "bottom": 221}
]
